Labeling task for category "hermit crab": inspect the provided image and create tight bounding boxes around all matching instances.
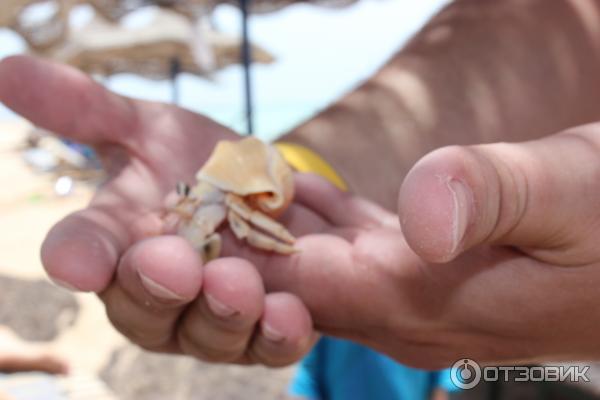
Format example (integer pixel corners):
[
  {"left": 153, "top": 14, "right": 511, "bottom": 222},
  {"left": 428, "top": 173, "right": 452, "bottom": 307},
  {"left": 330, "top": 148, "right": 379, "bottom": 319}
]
[{"left": 166, "top": 137, "right": 296, "bottom": 261}]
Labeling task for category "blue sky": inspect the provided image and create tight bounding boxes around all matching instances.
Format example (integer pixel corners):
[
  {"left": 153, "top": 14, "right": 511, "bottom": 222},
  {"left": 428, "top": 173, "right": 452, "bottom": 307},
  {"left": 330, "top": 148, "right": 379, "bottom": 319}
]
[{"left": 0, "top": 0, "right": 449, "bottom": 140}]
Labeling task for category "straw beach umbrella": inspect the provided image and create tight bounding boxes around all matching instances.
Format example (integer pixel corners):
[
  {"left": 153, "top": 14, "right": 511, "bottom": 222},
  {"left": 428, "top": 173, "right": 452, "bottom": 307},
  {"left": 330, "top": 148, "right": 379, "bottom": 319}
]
[
  {"left": 86, "top": 0, "right": 358, "bottom": 21},
  {"left": 1, "top": 2, "right": 273, "bottom": 79},
  {"left": 1, "top": 0, "right": 73, "bottom": 50},
  {"left": 37, "top": 10, "right": 274, "bottom": 80}
]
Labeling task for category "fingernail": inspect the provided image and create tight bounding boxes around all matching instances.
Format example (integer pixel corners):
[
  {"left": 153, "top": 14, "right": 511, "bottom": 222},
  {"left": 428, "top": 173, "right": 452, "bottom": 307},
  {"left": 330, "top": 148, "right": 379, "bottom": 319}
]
[
  {"left": 447, "top": 180, "right": 472, "bottom": 253},
  {"left": 261, "top": 322, "right": 286, "bottom": 342},
  {"left": 205, "top": 293, "right": 238, "bottom": 318},
  {"left": 50, "top": 277, "right": 80, "bottom": 292},
  {"left": 139, "top": 272, "right": 185, "bottom": 301}
]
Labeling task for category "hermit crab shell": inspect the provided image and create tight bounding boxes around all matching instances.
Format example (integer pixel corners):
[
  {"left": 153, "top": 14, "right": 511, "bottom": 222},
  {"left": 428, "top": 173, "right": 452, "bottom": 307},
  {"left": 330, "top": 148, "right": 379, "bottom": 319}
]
[{"left": 196, "top": 137, "right": 294, "bottom": 216}]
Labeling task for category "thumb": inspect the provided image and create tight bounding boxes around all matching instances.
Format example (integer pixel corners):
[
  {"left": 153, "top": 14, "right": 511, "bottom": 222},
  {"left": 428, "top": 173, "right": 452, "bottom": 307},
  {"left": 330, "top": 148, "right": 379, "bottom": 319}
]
[
  {"left": 398, "top": 125, "right": 600, "bottom": 265},
  {"left": 0, "top": 55, "right": 138, "bottom": 146}
]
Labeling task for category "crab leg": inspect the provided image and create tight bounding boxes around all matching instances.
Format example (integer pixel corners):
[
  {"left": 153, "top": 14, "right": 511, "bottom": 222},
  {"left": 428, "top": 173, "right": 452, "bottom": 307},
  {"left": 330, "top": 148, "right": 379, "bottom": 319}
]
[
  {"left": 179, "top": 220, "right": 223, "bottom": 261},
  {"left": 200, "top": 233, "right": 222, "bottom": 261},
  {"left": 227, "top": 210, "right": 296, "bottom": 255},
  {"left": 225, "top": 194, "right": 295, "bottom": 244},
  {"left": 169, "top": 196, "right": 198, "bottom": 220},
  {"left": 179, "top": 203, "right": 227, "bottom": 261},
  {"left": 189, "top": 204, "right": 227, "bottom": 235}
]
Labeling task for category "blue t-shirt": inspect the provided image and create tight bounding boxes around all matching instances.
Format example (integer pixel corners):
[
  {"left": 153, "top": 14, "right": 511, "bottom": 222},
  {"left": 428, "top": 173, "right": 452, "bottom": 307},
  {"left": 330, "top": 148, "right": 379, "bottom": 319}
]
[{"left": 289, "top": 337, "right": 457, "bottom": 400}]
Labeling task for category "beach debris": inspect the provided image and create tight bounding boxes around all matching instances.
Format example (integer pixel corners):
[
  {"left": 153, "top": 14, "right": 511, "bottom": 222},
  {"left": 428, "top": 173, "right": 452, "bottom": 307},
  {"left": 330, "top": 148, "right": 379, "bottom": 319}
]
[
  {"left": 22, "top": 147, "right": 59, "bottom": 172},
  {"left": 165, "top": 137, "right": 296, "bottom": 261},
  {"left": 54, "top": 175, "right": 74, "bottom": 196},
  {"left": 21, "top": 130, "right": 104, "bottom": 196}
]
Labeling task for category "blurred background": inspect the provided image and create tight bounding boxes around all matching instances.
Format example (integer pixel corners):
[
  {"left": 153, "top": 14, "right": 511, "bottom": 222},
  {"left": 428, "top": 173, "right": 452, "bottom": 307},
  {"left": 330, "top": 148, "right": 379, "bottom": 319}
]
[
  {"left": 0, "top": 0, "right": 449, "bottom": 138},
  {"left": 0, "top": 1, "right": 452, "bottom": 399}
]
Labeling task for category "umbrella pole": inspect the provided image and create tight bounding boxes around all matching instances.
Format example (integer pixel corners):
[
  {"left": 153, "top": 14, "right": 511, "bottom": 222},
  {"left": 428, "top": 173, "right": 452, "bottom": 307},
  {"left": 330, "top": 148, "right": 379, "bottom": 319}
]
[
  {"left": 170, "top": 57, "right": 181, "bottom": 105},
  {"left": 241, "top": 0, "right": 254, "bottom": 135}
]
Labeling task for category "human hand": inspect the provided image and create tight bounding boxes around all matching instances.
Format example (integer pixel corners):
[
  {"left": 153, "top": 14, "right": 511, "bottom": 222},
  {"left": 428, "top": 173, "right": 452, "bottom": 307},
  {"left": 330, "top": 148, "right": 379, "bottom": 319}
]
[
  {"left": 394, "top": 125, "right": 600, "bottom": 366},
  {"left": 0, "top": 55, "right": 321, "bottom": 366},
  {"left": 225, "top": 124, "right": 600, "bottom": 368},
  {"left": 263, "top": 124, "right": 600, "bottom": 368},
  {"left": 279, "top": 125, "right": 600, "bottom": 369}
]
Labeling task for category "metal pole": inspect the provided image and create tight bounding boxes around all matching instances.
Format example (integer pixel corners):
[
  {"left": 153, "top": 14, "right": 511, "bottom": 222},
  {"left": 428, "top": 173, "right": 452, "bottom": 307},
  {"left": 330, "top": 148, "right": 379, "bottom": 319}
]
[
  {"left": 240, "top": 0, "right": 254, "bottom": 135},
  {"left": 170, "top": 57, "right": 181, "bottom": 105}
]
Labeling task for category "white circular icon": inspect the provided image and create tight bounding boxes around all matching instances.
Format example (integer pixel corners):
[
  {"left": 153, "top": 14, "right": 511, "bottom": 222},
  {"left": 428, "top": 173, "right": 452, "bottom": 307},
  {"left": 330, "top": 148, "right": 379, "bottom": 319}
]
[{"left": 450, "top": 358, "right": 482, "bottom": 389}]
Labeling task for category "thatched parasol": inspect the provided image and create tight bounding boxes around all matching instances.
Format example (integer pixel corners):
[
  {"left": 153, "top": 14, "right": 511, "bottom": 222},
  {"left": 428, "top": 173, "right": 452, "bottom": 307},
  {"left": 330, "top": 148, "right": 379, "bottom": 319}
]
[
  {"left": 1, "top": 1, "right": 274, "bottom": 79},
  {"left": 87, "top": 0, "right": 358, "bottom": 22},
  {"left": 1, "top": 0, "right": 74, "bottom": 50},
  {"left": 37, "top": 10, "right": 274, "bottom": 79}
]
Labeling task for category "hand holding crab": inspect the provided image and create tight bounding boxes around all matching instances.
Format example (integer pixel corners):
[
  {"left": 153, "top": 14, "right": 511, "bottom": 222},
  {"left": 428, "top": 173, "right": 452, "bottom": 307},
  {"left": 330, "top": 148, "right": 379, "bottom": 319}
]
[
  {"left": 5, "top": 56, "right": 326, "bottom": 367},
  {"left": 10, "top": 55, "right": 600, "bottom": 372}
]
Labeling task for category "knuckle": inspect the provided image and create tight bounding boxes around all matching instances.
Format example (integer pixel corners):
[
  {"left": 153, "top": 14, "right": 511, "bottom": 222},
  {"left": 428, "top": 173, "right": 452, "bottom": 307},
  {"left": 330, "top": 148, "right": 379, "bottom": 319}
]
[
  {"left": 177, "top": 327, "right": 245, "bottom": 363},
  {"left": 247, "top": 344, "right": 301, "bottom": 367},
  {"left": 107, "top": 312, "right": 171, "bottom": 348},
  {"left": 197, "top": 297, "right": 258, "bottom": 334},
  {"left": 247, "top": 332, "right": 313, "bottom": 368},
  {"left": 495, "top": 153, "right": 530, "bottom": 239},
  {"left": 101, "top": 287, "right": 175, "bottom": 348}
]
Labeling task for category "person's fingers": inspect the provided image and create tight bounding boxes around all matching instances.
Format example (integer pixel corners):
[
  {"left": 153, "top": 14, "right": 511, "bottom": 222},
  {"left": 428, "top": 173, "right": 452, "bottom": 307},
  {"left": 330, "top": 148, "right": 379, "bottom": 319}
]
[
  {"left": 293, "top": 173, "right": 398, "bottom": 228},
  {"left": 0, "top": 55, "right": 138, "bottom": 146},
  {"left": 220, "top": 226, "right": 412, "bottom": 339},
  {"left": 41, "top": 208, "right": 129, "bottom": 292},
  {"left": 100, "top": 236, "right": 202, "bottom": 350},
  {"left": 177, "top": 258, "right": 265, "bottom": 362},
  {"left": 247, "top": 292, "right": 315, "bottom": 367},
  {"left": 399, "top": 126, "right": 600, "bottom": 264},
  {"left": 216, "top": 176, "right": 407, "bottom": 332}
]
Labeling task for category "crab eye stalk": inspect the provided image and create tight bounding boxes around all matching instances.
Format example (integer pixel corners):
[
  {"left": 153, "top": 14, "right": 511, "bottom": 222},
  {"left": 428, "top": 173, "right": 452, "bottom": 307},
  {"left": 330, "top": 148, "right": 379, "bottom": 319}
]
[{"left": 176, "top": 181, "right": 191, "bottom": 197}]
